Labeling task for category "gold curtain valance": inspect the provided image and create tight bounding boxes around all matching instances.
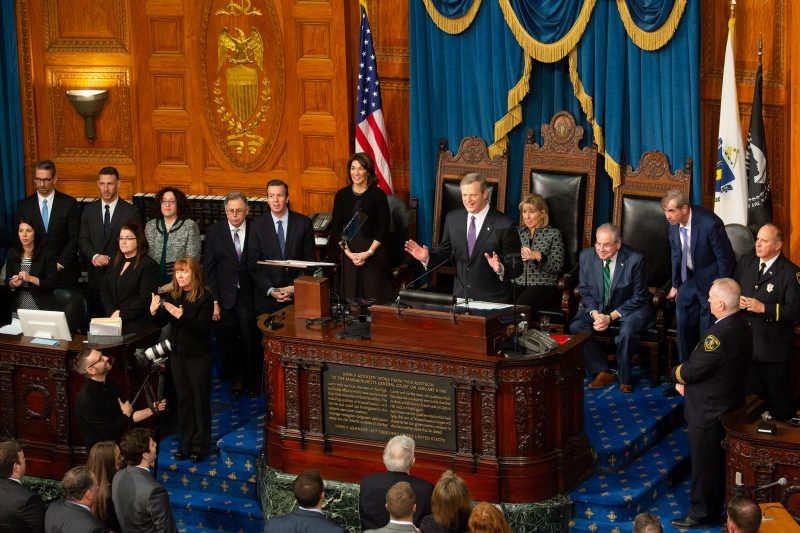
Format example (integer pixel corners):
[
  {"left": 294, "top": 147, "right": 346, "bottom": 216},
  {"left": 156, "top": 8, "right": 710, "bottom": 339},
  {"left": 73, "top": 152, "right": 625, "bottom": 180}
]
[
  {"left": 615, "top": 0, "right": 687, "bottom": 51},
  {"left": 489, "top": 54, "right": 532, "bottom": 159},
  {"left": 422, "top": 0, "right": 483, "bottom": 35}
]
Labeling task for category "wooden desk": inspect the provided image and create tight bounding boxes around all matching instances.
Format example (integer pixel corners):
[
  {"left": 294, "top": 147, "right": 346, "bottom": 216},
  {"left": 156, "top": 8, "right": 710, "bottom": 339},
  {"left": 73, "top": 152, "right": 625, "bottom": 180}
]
[
  {"left": 759, "top": 502, "right": 800, "bottom": 532},
  {"left": 260, "top": 307, "right": 592, "bottom": 503},
  {"left": 0, "top": 330, "right": 159, "bottom": 478}
]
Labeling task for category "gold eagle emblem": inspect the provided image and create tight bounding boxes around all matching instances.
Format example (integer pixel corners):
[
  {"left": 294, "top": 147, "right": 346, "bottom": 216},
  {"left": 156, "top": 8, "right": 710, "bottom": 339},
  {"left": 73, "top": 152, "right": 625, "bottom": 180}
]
[{"left": 218, "top": 27, "right": 264, "bottom": 71}]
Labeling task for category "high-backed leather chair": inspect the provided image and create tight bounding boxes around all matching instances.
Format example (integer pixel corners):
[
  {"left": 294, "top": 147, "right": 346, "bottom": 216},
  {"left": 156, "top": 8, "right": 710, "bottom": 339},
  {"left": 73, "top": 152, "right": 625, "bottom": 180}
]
[
  {"left": 520, "top": 111, "right": 598, "bottom": 330},
  {"left": 431, "top": 137, "right": 508, "bottom": 284},
  {"left": 53, "top": 287, "right": 89, "bottom": 335},
  {"left": 612, "top": 150, "right": 692, "bottom": 384},
  {"left": 725, "top": 223, "right": 755, "bottom": 261}
]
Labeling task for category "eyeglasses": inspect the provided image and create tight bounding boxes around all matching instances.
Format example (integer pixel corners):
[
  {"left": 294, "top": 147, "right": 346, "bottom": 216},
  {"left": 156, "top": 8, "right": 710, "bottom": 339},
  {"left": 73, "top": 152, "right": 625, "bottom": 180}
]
[
  {"left": 226, "top": 208, "right": 246, "bottom": 215},
  {"left": 594, "top": 241, "right": 618, "bottom": 251},
  {"left": 160, "top": 199, "right": 176, "bottom": 205},
  {"left": 33, "top": 178, "right": 54, "bottom": 184},
  {"left": 118, "top": 236, "right": 137, "bottom": 242},
  {"left": 86, "top": 355, "right": 107, "bottom": 370}
]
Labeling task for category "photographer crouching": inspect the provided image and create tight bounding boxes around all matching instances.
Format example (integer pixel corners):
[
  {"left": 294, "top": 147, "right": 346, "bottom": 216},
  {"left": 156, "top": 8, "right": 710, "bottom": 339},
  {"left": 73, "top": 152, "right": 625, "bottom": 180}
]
[{"left": 75, "top": 348, "right": 167, "bottom": 449}]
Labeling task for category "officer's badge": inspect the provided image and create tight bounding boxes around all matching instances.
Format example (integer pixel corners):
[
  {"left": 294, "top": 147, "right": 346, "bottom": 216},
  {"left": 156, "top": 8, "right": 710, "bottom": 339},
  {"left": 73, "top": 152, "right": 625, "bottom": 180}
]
[
  {"left": 767, "top": 283, "right": 774, "bottom": 293},
  {"left": 796, "top": 272, "right": 800, "bottom": 285},
  {"left": 704, "top": 335, "right": 721, "bottom": 352}
]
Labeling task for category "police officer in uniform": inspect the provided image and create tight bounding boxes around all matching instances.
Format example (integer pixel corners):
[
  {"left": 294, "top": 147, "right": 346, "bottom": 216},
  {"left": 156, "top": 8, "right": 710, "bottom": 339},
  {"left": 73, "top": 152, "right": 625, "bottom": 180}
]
[
  {"left": 670, "top": 278, "right": 752, "bottom": 530},
  {"left": 734, "top": 223, "right": 800, "bottom": 421}
]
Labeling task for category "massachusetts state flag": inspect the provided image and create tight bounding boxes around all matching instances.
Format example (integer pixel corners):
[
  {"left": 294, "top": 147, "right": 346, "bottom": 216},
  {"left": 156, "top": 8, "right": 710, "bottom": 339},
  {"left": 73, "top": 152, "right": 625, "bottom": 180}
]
[
  {"left": 745, "top": 45, "right": 772, "bottom": 233},
  {"left": 355, "top": 2, "right": 393, "bottom": 194},
  {"left": 714, "top": 16, "right": 747, "bottom": 225}
]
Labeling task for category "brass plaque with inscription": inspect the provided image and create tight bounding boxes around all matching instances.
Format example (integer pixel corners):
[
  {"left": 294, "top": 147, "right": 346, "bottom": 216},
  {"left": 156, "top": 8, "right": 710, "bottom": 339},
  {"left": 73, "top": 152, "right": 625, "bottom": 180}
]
[{"left": 323, "top": 364, "right": 456, "bottom": 451}]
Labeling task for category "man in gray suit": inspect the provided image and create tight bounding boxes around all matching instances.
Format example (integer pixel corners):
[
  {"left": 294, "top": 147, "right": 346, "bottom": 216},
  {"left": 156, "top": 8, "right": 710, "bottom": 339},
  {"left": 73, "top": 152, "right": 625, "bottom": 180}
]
[
  {"left": 78, "top": 166, "right": 140, "bottom": 317},
  {"left": 112, "top": 428, "right": 176, "bottom": 533},
  {"left": 44, "top": 466, "right": 108, "bottom": 533},
  {"left": 265, "top": 470, "right": 344, "bottom": 533},
  {"left": 0, "top": 440, "right": 44, "bottom": 533},
  {"left": 364, "top": 481, "right": 418, "bottom": 533}
]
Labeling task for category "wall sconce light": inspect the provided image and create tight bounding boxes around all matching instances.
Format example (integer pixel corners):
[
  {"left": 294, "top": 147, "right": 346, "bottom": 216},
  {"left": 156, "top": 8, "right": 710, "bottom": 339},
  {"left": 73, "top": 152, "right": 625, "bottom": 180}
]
[{"left": 66, "top": 89, "right": 109, "bottom": 142}]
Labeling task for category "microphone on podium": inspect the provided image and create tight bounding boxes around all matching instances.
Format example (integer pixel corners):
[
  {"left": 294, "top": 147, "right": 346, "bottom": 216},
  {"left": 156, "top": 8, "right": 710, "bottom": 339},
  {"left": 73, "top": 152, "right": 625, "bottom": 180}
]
[{"left": 755, "top": 477, "right": 787, "bottom": 492}]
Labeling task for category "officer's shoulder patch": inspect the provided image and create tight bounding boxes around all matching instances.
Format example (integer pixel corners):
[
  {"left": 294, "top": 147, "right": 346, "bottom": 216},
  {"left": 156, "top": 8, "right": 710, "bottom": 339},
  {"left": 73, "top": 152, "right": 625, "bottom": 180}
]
[
  {"left": 796, "top": 272, "right": 800, "bottom": 286},
  {"left": 704, "top": 334, "right": 721, "bottom": 352}
]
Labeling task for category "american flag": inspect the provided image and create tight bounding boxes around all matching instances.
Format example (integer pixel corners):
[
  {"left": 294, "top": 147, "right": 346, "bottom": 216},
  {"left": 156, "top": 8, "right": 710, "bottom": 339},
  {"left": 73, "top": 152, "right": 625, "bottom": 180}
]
[{"left": 355, "top": 3, "right": 393, "bottom": 194}]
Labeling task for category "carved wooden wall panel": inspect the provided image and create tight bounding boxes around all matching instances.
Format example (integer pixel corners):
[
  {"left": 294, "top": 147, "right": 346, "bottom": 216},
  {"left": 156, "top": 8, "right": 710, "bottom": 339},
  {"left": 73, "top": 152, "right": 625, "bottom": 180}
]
[{"left": 44, "top": 0, "right": 128, "bottom": 52}]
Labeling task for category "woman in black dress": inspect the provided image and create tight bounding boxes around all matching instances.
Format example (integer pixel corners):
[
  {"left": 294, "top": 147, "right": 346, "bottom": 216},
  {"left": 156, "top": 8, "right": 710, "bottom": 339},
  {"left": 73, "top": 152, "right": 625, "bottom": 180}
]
[
  {"left": 100, "top": 221, "right": 158, "bottom": 335},
  {"left": 150, "top": 256, "right": 214, "bottom": 462},
  {"left": 4, "top": 217, "right": 58, "bottom": 317},
  {"left": 330, "top": 152, "right": 393, "bottom": 304},
  {"left": 420, "top": 470, "right": 472, "bottom": 533}
]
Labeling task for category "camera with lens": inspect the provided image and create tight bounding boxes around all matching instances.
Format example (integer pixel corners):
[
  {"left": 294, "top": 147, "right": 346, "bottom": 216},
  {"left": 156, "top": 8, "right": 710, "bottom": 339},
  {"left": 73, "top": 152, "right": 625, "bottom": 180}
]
[{"left": 134, "top": 339, "right": 172, "bottom": 370}]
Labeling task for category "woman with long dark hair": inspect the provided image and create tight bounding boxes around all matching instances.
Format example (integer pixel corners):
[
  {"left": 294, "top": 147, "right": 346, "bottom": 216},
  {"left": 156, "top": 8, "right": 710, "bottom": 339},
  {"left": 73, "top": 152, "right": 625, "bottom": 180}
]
[
  {"left": 150, "top": 256, "right": 213, "bottom": 462},
  {"left": 329, "top": 152, "right": 393, "bottom": 304},
  {"left": 100, "top": 221, "right": 158, "bottom": 335},
  {"left": 144, "top": 187, "right": 201, "bottom": 294},
  {"left": 87, "top": 441, "right": 122, "bottom": 532},
  {"left": 4, "top": 217, "right": 58, "bottom": 317}
]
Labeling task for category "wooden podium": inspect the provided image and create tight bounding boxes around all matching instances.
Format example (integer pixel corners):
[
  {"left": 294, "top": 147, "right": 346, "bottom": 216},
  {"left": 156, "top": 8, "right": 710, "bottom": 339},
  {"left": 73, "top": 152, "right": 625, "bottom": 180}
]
[{"left": 260, "top": 306, "right": 593, "bottom": 503}]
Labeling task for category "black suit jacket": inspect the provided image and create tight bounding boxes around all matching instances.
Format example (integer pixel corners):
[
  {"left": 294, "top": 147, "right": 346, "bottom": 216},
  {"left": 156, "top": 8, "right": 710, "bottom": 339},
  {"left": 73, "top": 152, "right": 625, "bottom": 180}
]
[
  {"left": 672, "top": 311, "right": 752, "bottom": 427},
  {"left": 203, "top": 219, "right": 254, "bottom": 311},
  {"left": 154, "top": 291, "right": 214, "bottom": 359},
  {"left": 19, "top": 191, "right": 81, "bottom": 286},
  {"left": 100, "top": 255, "right": 159, "bottom": 335},
  {"left": 4, "top": 248, "right": 59, "bottom": 312},
  {"left": 265, "top": 508, "right": 345, "bottom": 533},
  {"left": 0, "top": 478, "right": 45, "bottom": 533},
  {"left": 734, "top": 253, "right": 800, "bottom": 363},
  {"left": 78, "top": 199, "right": 141, "bottom": 289},
  {"left": 247, "top": 211, "right": 315, "bottom": 313},
  {"left": 44, "top": 499, "right": 109, "bottom": 533},
  {"left": 428, "top": 208, "right": 522, "bottom": 304},
  {"left": 359, "top": 471, "right": 433, "bottom": 530}
]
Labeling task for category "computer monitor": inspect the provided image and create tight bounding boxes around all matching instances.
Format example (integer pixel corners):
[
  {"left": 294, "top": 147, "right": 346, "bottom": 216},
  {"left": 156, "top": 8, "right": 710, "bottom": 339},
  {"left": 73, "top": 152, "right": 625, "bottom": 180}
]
[{"left": 17, "top": 309, "right": 73, "bottom": 341}]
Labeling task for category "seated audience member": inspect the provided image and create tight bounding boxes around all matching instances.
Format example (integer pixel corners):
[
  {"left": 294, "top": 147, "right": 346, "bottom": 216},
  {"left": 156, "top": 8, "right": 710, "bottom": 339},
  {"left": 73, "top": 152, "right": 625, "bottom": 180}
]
[
  {"left": 420, "top": 470, "right": 472, "bottom": 533},
  {"left": 359, "top": 435, "right": 433, "bottom": 530},
  {"left": 0, "top": 439, "right": 45, "bottom": 533},
  {"left": 633, "top": 512, "right": 663, "bottom": 533},
  {"left": 265, "top": 469, "right": 344, "bottom": 533},
  {"left": 87, "top": 442, "right": 123, "bottom": 533},
  {"left": 112, "top": 428, "right": 176, "bottom": 533},
  {"left": 466, "top": 502, "right": 511, "bottom": 533},
  {"left": 74, "top": 348, "right": 165, "bottom": 449},
  {"left": 511, "top": 193, "right": 564, "bottom": 314},
  {"left": 364, "top": 481, "right": 417, "bottom": 533},
  {"left": 100, "top": 221, "right": 158, "bottom": 335},
  {"left": 44, "top": 466, "right": 108, "bottom": 533},
  {"left": 145, "top": 187, "right": 201, "bottom": 294},
  {"left": 568, "top": 223, "right": 652, "bottom": 393},
  {"left": 5, "top": 217, "right": 58, "bottom": 318},
  {"left": 726, "top": 496, "right": 761, "bottom": 533}
]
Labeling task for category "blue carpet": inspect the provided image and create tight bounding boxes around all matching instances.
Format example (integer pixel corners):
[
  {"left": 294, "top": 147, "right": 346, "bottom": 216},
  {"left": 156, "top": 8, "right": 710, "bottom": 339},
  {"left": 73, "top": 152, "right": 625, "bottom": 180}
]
[
  {"left": 158, "top": 379, "right": 265, "bottom": 533},
  {"left": 570, "top": 370, "right": 724, "bottom": 532}
]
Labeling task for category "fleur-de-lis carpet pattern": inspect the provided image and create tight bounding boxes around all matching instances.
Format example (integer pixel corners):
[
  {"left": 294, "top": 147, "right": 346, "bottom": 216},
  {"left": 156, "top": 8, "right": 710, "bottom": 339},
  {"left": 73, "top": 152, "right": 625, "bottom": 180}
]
[
  {"left": 569, "top": 371, "right": 722, "bottom": 532},
  {"left": 157, "top": 379, "right": 265, "bottom": 533}
]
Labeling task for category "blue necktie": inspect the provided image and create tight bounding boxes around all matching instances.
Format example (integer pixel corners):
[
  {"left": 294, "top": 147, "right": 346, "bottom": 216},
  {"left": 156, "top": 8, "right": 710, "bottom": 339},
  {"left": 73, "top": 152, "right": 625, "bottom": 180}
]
[
  {"left": 680, "top": 226, "right": 689, "bottom": 283},
  {"left": 277, "top": 220, "right": 286, "bottom": 257},
  {"left": 41, "top": 199, "right": 49, "bottom": 232},
  {"left": 103, "top": 205, "right": 111, "bottom": 239}
]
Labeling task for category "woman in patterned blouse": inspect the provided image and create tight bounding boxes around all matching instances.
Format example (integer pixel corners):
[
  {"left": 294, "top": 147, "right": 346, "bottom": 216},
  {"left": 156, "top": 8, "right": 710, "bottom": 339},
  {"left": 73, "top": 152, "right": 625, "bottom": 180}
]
[
  {"left": 512, "top": 193, "right": 564, "bottom": 314},
  {"left": 4, "top": 217, "right": 58, "bottom": 317}
]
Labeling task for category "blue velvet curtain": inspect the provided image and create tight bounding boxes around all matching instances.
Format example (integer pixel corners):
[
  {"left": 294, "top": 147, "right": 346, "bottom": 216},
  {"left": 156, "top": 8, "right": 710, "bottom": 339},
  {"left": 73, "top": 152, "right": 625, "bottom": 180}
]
[
  {"left": 411, "top": 0, "right": 700, "bottom": 247},
  {"left": 0, "top": 0, "right": 24, "bottom": 261}
]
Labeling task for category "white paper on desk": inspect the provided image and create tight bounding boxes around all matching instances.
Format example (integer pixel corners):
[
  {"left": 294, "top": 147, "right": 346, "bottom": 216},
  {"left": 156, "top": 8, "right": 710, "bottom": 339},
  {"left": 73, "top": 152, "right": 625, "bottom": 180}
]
[
  {"left": 257, "top": 259, "right": 336, "bottom": 267},
  {"left": 454, "top": 299, "right": 513, "bottom": 311},
  {"left": 90, "top": 318, "right": 122, "bottom": 336},
  {"left": 0, "top": 318, "right": 23, "bottom": 335}
]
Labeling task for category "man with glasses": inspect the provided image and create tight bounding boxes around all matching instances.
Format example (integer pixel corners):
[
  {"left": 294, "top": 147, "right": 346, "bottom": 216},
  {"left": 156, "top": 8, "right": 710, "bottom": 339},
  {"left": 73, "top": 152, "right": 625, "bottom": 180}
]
[
  {"left": 79, "top": 166, "right": 140, "bottom": 317},
  {"left": 44, "top": 466, "right": 107, "bottom": 532},
  {"left": 568, "top": 223, "right": 652, "bottom": 392},
  {"left": 18, "top": 159, "right": 81, "bottom": 287},
  {"left": 74, "top": 348, "right": 165, "bottom": 448},
  {"left": 203, "top": 192, "right": 259, "bottom": 396}
]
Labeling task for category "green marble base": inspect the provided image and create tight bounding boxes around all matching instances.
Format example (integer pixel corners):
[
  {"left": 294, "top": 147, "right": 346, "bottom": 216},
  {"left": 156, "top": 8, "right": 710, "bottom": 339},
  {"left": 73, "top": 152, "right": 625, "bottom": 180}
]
[
  {"left": 22, "top": 476, "right": 63, "bottom": 504},
  {"left": 258, "top": 459, "right": 570, "bottom": 532}
]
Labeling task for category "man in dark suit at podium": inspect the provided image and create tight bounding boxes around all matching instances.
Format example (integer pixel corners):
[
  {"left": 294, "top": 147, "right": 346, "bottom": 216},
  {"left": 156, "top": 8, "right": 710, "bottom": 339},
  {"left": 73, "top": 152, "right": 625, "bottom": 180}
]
[
  {"left": 204, "top": 192, "right": 259, "bottom": 396},
  {"left": 265, "top": 470, "right": 344, "bottom": 533},
  {"left": 670, "top": 278, "right": 751, "bottom": 530},
  {"left": 569, "top": 223, "right": 652, "bottom": 393},
  {"left": 404, "top": 173, "right": 522, "bottom": 304},
  {"left": 79, "top": 166, "right": 140, "bottom": 317},
  {"left": 734, "top": 223, "right": 800, "bottom": 421},
  {"left": 0, "top": 439, "right": 44, "bottom": 533},
  {"left": 18, "top": 160, "right": 81, "bottom": 287},
  {"left": 359, "top": 435, "right": 432, "bottom": 530},
  {"left": 247, "top": 179, "right": 315, "bottom": 314}
]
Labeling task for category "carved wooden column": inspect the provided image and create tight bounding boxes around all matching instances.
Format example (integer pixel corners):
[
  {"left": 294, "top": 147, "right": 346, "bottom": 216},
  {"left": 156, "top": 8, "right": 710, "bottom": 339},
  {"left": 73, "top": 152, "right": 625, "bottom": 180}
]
[
  {"left": 303, "top": 360, "right": 325, "bottom": 451},
  {"left": 281, "top": 357, "right": 302, "bottom": 445},
  {"left": 0, "top": 363, "right": 14, "bottom": 439},
  {"left": 477, "top": 381, "right": 498, "bottom": 473}
]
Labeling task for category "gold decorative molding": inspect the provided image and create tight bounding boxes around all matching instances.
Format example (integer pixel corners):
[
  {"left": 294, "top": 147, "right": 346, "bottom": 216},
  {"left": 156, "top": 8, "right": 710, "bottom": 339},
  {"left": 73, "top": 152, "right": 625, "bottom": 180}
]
[
  {"left": 17, "top": 0, "right": 39, "bottom": 176},
  {"left": 44, "top": 0, "right": 128, "bottom": 52}
]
